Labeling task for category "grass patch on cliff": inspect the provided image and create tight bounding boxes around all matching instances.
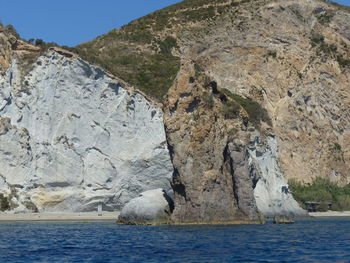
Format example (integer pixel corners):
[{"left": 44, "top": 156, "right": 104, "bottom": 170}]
[
  {"left": 316, "top": 12, "right": 334, "bottom": 25},
  {"left": 73, "top": 0, "right": 259, "bottom": 101},
  {"left": 221, "top": 88, "right": 272, "bottom": 126},
  {"left": 74, "top": 40, "right": 180, "bottom": 101},
  {"left": 337, "top": 55, "right": 350, "bottom": 68},
  {"left": 310, "top": 33, "right": 350, "bottom": 69},
  {"left": 289, "top": 178, "right": 350, "bottom": 211}
]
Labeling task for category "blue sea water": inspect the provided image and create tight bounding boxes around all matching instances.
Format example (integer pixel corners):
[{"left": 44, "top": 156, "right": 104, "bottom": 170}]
[{"left": 0, "top": 218, "right": 349, "bottom": 263}]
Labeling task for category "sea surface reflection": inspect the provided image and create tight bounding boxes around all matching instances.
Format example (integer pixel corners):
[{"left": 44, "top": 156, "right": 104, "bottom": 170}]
[{"left": 0, "top": 218, "right": 349, "bottom": 262}]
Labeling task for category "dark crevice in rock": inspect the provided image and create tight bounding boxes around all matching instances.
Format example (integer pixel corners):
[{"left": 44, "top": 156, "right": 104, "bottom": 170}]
[
  {"left": 303, "top": 95, "right": 311, "bottom": 104},
  {"left": 249, "top": 165, "right": 260, "bottom": 189},
  {"left": 127, "top": 99, "right": 135, "bottom": 111},
  {"left": 223, "top": 143, "right": 240, "bottom": 205},
  {"left": 151, "top": 110, "right": 157, "bottom": 118},
  {"left": 45, "top": 182, "right": 71, "bottom": 188},
  {"left": 185, "top": 98, "right": 200, "bottom": 113},
  {"left": 94, "top": 68, "right": 104, "bottom": 80},
  {"left": 180, "top": 92, "right": 192, "bottom": 98},
  {"left": 163, "top": 190, "right": 175, "bottom": 213},
  {"left": 169, "top": 100, "right": 178, "bottom": 115},
  {"left": 9, "top": 71, "right": 13, "bottom": 85},
  {"left": 80, "top": 60, "right": 93, "bottom": 77},
  {"left": 171, "top": 169, "right": 187, "bottom": 200},
  {"left": 108, "top": 83, "right": 120, "bottom": 95},
  {"left": 205, "top": 80, "right": 218, "bottom": 94}
]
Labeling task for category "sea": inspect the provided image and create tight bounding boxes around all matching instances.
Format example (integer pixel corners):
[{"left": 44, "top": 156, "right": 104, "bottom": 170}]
[{"left": 0, "top": 218, "right": 349, "bottom": 263}]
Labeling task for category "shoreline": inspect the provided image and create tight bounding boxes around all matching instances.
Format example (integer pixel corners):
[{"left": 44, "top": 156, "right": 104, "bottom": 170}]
[
  {"left": 0, "top": 212, "right": 120, "bottom": 222},
  {"left": 309, "top": 211, "right": 350, "bottom": 217},
  {"left": 1, "top": 210, "right": 350, "bottom": 222}
]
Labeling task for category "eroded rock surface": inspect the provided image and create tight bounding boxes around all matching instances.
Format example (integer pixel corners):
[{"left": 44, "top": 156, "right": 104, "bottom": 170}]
[
  {"left": 117, "top": 188, "right": 174, "bottom": 225},
  {"left": 0, "top": 50, "right": 173, "bottom": 212},
  {"left": 248, "top": 136, "right": 307, "bottom": 217},
  {"left": 164, "top": 63, "right": 265, "bottom": 223},
  {"left": 176, "top": 0, "right": 350, "bottom": 185}
]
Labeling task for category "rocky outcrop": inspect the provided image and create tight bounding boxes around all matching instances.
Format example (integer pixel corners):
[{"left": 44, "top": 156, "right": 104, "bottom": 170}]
[
  {"left": 164, "top": 63, "right": 265, "bottom": 223},
  {"left": 175, "top": 0, "right": 350, "bottom": 185},
  {"left": 248, "top": 136, "right": 307, "bottom": 217},
  {"left": 2, "top": 0, "right": 349, "bottom": 222},
  {"left": 0, "top": 50, "right": 173, "bottom": 212},
  {"left": 164, "top": 60, "right": 307, "bottom": 222},
  {"left": 117, "top": 188, "right": 174, "bottom": 225}
]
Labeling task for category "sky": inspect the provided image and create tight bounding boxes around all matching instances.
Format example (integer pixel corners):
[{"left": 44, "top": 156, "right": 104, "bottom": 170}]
[
  {"left": 0, "top": 0, "right": 349, "bottom": 47},
  {"left": 0, "top": 0, "right": 182, "bottom": 47}
]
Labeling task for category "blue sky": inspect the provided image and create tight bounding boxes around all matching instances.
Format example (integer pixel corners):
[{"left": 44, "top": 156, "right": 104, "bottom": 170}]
[{"left": 1, "top": 0, "right": 349, "bottom": 47}]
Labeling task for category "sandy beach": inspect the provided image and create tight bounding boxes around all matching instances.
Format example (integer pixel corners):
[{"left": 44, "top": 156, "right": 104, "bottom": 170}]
[
  {"left": 0, "top": 212, "right": 120, "bottom": 222},
  {"left": 309, "top": 211, "right": 350, "bottom": 217}
]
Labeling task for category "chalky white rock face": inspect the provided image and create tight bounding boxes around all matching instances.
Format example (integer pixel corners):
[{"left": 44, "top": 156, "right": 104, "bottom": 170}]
[
  {"left": 0, "top": 51, "right": 173, "bottom": 212},
  {"left": 249, "top": 136, "right": 307, "bottom": 217}
]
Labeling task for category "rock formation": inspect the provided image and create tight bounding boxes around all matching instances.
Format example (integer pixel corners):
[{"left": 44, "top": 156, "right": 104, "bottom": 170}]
[
  {"left": 117, "top": 188, "right": 174, "bottom": 225},
  {"left": 164, "top": 63, "right": 264, "bottom": 223},
  {"left": 0, "top": 30, "right": 173, "bottom": 212},
  {"left": 1, "top": 0, "right": 349, "bottom": 222}
]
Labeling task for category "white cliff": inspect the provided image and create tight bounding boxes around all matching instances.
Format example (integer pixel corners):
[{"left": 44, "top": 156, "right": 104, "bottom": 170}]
[
  {"left": 248, "top": 136, "right": 307, "bottom": 217},
  {"left": 0, "top": 50, "right": 173, "bottom": 212}
]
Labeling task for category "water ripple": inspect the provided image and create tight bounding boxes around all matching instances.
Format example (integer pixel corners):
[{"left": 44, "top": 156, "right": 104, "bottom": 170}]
[{"left": 0, "top": 218, "right": 349, "bottom": 262}]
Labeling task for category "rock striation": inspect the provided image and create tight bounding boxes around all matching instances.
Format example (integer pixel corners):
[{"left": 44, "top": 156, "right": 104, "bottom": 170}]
[
  {"left": 0, "top": 48, "right": 173, "bottom": 212},
  {"left": 248, "top": 136, "right": 307, "bottom": 217},
  {"left": 164, "top": 63, "right": 264, "bottom": 223}
]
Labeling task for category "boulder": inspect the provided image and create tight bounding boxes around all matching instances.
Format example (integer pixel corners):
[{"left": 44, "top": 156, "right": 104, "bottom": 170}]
[{"left": 117, "top": 189, "right": 174, "bottom": 225}]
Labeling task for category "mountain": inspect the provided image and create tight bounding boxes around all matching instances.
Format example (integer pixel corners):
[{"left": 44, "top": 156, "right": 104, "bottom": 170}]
[{"left": 0, "top": 0, "right": 349, "bottom": 223}]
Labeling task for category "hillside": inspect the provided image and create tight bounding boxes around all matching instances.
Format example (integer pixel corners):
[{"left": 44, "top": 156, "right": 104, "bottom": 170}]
[
  {"left": 0, "top": 0, "right": 350, "bottom": 222},
  {"left": 76, "top": 0, "right": 350, "bottom": 221},
  {"left": 74, "top": 0, "right": 349, "bottom": 100}
]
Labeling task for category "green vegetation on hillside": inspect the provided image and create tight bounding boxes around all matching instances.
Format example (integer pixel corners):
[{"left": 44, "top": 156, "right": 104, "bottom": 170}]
[
  {"left": 0, "top": 23, "right": 20, "bottom": 38},
  {"left": 310, "top": 33, "right": 350, "bottom": 69},
  {"left": 73, "top": 0, "right": 257, "bottom": 101},
  {"left": 316, "top": 12, "right": 334, "bottom": 25},
  {"left": 221, "top": 88, "right": 272, "bottom": 127},
  {"left": 74, "top": 39, "right": 180, "bottom": 100},
  {"left": 289, "top": 177, "right": 350, "bottom": 211}
]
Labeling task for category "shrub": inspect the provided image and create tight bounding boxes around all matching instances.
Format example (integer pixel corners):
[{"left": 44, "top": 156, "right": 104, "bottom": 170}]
[
  {"left": 35, "top": 39, "right": 44, "bottom": 46},
  {"left": 333, "top": 143, "right": 342, "bottom": 152},
  {"left": 202, "top": 92, "right": 214, "bottom": 109},
  {"left": 337, "top": 55, "right": 350, "bottom": 68},
  {"left": 159, "top": 36, "right": 178, "bottom": 54},
  {"left": 4, "top": 24, "right": 20, "bottom": 38},
  {"left": 221, "top": 100, "right": 241, "bottom": 119},
  {"left": 310, "top": 33, "right": 338, "bottom": 58},
  {"left": 316, "top": 12, "right": 334, "bottom": 25},
  {"left": 265, "top": 50, "right": 277, "bottom": 58},
  {"left": 221, "top": 89, "right": 272, "bottom": 127},
  {"left": 333, "top": 195, "right": 350, "bottom": 211},
  {"left": 310, "top": 34, "right": 325, "bottom": 46},
  {"left": 289, "top": 177, "right": 350, "bottom": 211},
  {"left": 0, "top": 194, "right": 10, "bottom": 211},
  {"left": 318, "top": 42, "right": 337, "bottom": 55}
]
